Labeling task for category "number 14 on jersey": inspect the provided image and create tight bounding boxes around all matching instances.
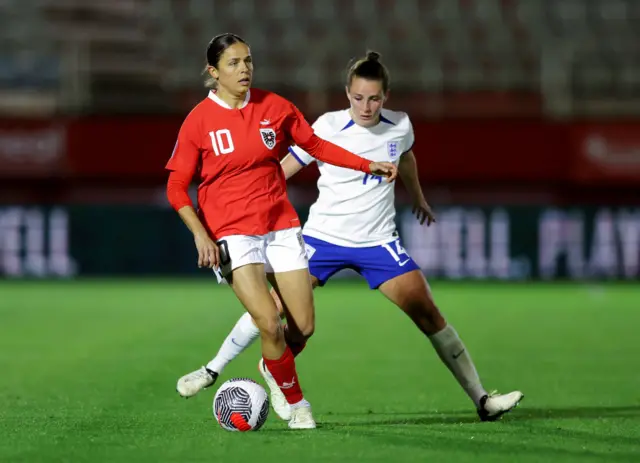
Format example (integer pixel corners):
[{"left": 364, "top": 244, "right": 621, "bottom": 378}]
[
  {"left": 362, "top": 173, "right": 383, "bottom": 185},
  {"left": 382, "top": 239, "right": 410, "bottom": 265}
]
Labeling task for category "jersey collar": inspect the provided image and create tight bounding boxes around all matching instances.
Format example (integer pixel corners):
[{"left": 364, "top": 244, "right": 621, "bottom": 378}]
[
  {"left": 341, "top": 112, "right": 395, "bottom": 131},
  {"left": 208, "top": 90, "right": 251, "bottom": 109}
]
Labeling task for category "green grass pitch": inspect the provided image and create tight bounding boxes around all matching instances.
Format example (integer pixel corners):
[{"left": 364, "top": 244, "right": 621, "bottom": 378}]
[{"left": 1, "top": 279, "right": 639, "bottom": 462}]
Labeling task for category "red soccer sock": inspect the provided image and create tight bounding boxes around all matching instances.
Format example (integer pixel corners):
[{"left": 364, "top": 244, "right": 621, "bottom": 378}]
[
  {"left": 284, "top": 324, "right": 307, "bottom": 357},
  {"left": 262, "top": 346, "right": 304, "bottom": 405}
]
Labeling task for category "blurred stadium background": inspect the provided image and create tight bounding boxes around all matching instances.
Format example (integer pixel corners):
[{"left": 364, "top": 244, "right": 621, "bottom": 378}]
[
  {"left": 0, "top": 0, "right": 638, "bottom": 280},
  {"left": 1, "top": 1, "right": 639, "bottom": 462}
]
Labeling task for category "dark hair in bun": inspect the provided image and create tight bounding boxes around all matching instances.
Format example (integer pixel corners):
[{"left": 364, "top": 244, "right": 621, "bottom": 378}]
[{"left": 346, "top": 50, "right": 390, "bottom": 92}]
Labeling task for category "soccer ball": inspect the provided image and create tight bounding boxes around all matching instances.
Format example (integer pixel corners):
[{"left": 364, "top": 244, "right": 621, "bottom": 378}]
[{"left": 213, "top": 378, "right": 270, "bottom": 431}]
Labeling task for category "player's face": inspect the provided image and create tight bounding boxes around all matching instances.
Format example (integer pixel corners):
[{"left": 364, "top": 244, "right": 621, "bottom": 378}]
[
  {"left": 209, "top": 42, "right": 253, "bottom": 95},
  {"left": 346, "top": 77, "right": 387, "bottom": 127}
]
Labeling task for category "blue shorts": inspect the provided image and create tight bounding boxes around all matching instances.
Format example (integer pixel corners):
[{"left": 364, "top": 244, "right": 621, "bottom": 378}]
[{"left": 303, "top": 235, "right": 421, "bottom": 289}]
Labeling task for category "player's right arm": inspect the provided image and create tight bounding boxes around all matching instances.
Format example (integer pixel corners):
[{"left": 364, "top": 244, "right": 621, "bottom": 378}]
[
  {"left": 280, "top": 116, "right": 325, "bottom": 180},
  {"left": 166, "top": 114, "right": 220, "bottom": 269},
  {"left": 280, "top": 151, "right": 305, "bottom": 180},
  {"left": 284, "top": 102, "right": 397, "bottom": 181}
]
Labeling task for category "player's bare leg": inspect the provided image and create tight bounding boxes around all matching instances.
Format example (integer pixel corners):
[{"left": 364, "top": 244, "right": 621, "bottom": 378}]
[
  {"left": 379, "top": 269, "right": 523, "bottom": 421},
  {"left": 246, "top": 287, "right": 286, "bottom": 407},
  {"left": 208, "top": 264, "right": 311, "bottom": 429},
  {"left": 269, "top": 273, "right": 319, "bottom": 350},
  {"left": 176, "top": 264, "right": 279, "bottom": 398},
  {"left": 227, "top": 263, "right": 286, "bottom": 358},
  {"left": 229, "top": 264, "right": 314, "bottom": 429},
  {"left": 258, "top": 269, "right": 317, "bottom": 428},
  {"left": 178, "top": 277, "right": 313, "bottom": 400}
]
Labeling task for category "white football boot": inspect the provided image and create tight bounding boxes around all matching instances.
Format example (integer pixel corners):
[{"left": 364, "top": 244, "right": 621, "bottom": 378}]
[
  {"left": 176, "top": 367, "right": 218, "bottom": 398},
  {"left": 477, "top": 390, "right": 524, "bottom": 421},
  {"left": 258, "top": 358, "right": 292, "bottom": 420},
  {"left": 288, "top": 404, "right": 317, "bottom": 430}
]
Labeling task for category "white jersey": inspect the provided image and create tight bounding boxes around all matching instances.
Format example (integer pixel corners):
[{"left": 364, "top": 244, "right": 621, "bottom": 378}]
[{"left": 290, "top": 108, "right": 414, "bottom": 247}]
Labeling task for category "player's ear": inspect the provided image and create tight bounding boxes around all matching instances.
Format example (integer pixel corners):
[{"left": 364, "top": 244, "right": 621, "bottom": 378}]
[{"left": 207, "top": 66, "right": 218, "bottom": 80}]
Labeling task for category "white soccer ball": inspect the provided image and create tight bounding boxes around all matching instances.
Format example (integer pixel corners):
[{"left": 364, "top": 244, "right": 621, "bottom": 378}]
[{"left": 213, "top": 378, "right": 270, "bottom": 431}]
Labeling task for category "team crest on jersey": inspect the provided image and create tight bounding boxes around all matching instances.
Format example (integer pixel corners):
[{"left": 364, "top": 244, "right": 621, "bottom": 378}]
[
  {"left": 387, "top": 141, "right": 399, "bottom": 158},
  {"left": 259, "top": 128, "right": 277, "bottom": 150}
]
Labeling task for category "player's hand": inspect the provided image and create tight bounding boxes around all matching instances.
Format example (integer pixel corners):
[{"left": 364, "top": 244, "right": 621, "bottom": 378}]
[
  {"left": 413, "top": 198, "right": 436, "bottom": 226},
  {"left": 369, "top": 162, "right": 398, "bottom": 182},
  {"left": 194, "top": 232, "right": 219, "bottom": 269}
]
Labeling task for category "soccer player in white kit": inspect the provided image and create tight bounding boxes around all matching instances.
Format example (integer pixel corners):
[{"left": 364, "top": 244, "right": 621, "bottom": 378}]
[{"left": 177, "top": 51, "right": 524, "bottom": 422}]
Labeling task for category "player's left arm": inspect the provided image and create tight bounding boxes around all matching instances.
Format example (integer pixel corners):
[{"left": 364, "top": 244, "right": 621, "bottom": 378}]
[{"left": 398, "top": 150, "right": 436, "bottom": 226}]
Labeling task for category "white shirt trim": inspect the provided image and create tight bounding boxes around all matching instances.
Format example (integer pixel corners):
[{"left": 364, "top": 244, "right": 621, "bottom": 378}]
[{"left": 207, "top": 89, "right": 251, "bottom": 109}]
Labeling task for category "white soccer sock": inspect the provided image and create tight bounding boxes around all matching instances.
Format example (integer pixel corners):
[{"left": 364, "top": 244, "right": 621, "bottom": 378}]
[
  {"left": 428, "top": 324, "right": 487, "bottom": 407},
  {"left": 206, "top": 312, "right": 260, "bottom": 374}
]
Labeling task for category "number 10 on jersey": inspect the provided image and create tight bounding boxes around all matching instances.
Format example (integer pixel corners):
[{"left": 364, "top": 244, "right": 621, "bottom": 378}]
[{"left": 209, "top": 130, "right": 235, "bottom": 156}]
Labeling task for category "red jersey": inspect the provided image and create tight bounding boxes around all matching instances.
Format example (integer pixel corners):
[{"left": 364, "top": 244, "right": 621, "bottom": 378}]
[{"left": 166, "top": 88, "right": 371, "bottom": 240}]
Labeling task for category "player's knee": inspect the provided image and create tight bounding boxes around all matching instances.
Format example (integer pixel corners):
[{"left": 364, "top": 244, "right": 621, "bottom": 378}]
[
  {"left": 298, "top": 319, "right": 315, "bottom": 340},
  {"left": 255, "top": 314, "right": 283, "bottom": 342},
  {"left": 297, "top": 303, "right": 316, "bottom": 339},
  {"left": 403, "top": 293, "right": 446, "bottom": 334},
  {"left": 288, "top": 321, "right": 316, "bottom": 343},
  {"left": 286, "top": 315, "right": 315, "bottom": 341}
]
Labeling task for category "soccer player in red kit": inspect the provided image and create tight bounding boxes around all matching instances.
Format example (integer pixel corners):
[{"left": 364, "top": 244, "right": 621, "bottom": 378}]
[{"left": 166, "top": 33, "right": 397, "bottom": 430}]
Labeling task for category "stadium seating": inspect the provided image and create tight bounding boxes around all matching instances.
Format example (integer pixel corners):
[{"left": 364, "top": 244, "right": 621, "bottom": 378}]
[{"left": 0, "top": 0, "right": 637, "bottom": 115}]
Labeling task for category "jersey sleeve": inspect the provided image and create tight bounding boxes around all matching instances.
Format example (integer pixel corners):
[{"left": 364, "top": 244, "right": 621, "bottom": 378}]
[
  {"left": 283, "top": 101, "right": 315, "bottom": 146},
  {"left": 283, "top": 101, "right": 370, "bottom": 173},
  {"left": 403, "top": 115, "right": 415, "bottom": 154},
  {"left": 166, "top": 170, "right": 194, "bottom": 211},
  {"left": 165, "top": 112, "right": 201, "bottom": 177},
  {"left": 287, "top": 117, "right": 327, "bottom": 166}
]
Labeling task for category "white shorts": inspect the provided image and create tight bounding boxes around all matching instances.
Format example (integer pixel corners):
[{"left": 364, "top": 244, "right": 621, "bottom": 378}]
[{"left": 213, "top": 227, "right": 308, "bottom": 284}]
